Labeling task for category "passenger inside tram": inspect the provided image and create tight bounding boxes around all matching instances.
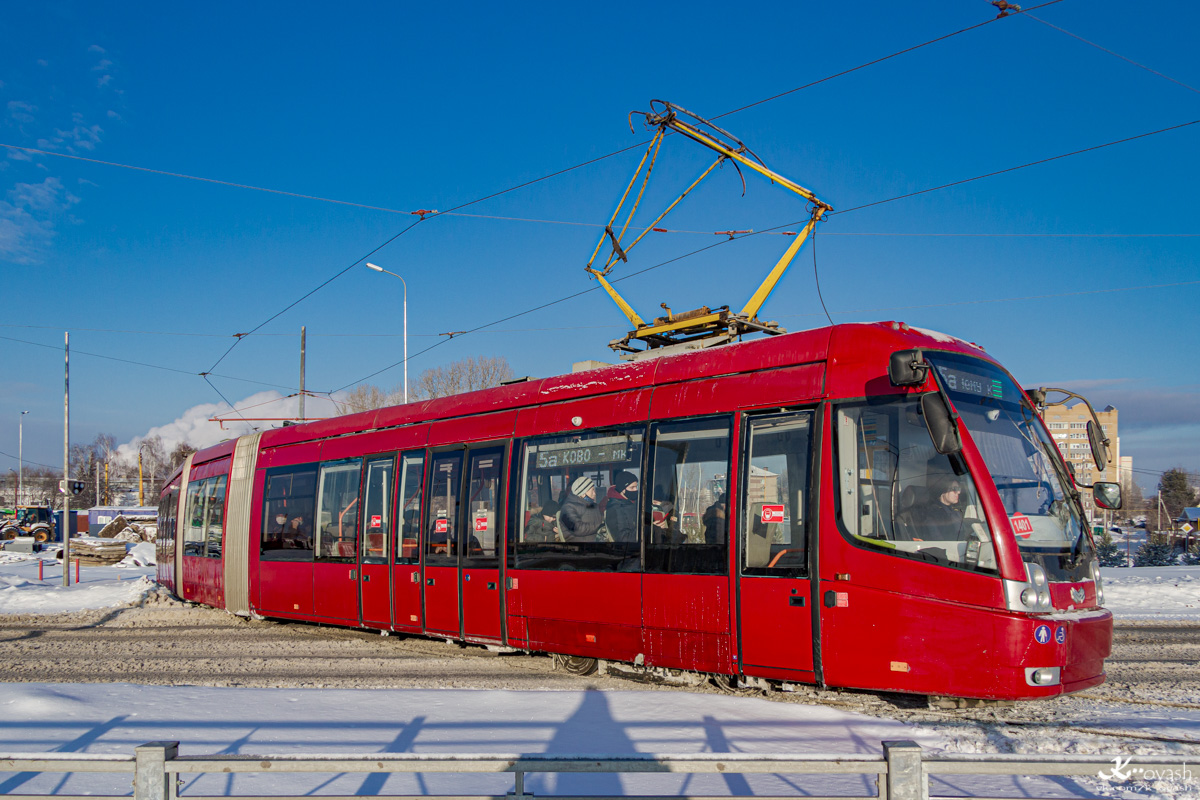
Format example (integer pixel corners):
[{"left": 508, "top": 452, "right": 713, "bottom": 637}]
[
  {"left": 524, "top": 500, "right": 560, "bottom": 543},
  {"left": 603, "top": 471, "right": 639, "bottom": 543}
]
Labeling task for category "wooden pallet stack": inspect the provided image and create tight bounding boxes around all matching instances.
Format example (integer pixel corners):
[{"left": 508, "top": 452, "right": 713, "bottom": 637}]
[{"left": 61, "top": 539, "right": 129, "bottom": 566}]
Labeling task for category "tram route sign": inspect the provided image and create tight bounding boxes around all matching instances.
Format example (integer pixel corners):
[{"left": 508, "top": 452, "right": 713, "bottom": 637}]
[{"left": 534, "top": 436, "right": 641, "bottom": 469}]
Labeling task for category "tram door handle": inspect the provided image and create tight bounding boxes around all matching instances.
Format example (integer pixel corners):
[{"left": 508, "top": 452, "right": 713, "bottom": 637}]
[
  {"left": 788, "top": 596, "right": 805, "bottom": 607},
  {"left": 349, "top": 569, "right": 356, "bottom": 580},
  {"left": 426, "top": 578, "right": 436, "bottom": 586}
]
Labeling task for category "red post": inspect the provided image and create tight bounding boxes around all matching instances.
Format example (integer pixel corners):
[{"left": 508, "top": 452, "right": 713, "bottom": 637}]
[
  {"left": 38, "top": 559, "right": 43, "bottom": 581},
  {"left": 75, "top": 559, "right": 80, "bottom": 583}
]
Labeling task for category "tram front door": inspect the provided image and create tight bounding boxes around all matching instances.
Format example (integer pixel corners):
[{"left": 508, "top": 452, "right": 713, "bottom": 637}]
[
  {"left": 423, "top": 445, "right": 506, "bottom": 642},
  {"left": 736, "top": 411, "right": 816, "bottom": 682}
]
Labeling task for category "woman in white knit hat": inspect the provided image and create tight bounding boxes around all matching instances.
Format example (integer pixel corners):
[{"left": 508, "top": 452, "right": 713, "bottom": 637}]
[{"left": 560, "top": 475, "right": 604, "bottom": 542}]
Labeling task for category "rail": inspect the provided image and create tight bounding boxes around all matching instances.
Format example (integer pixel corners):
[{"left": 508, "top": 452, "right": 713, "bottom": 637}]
[{"left": 0, "top": 740, "right": 1193, "bottom": 800}]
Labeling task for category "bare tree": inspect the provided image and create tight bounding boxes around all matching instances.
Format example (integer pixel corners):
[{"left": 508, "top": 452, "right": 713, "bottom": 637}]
[
  {"left": 336, "top": 384, "right": 401, "bottom": 415},
  {"left": 413, "top": 356, "right": 514, "bottom": 400}
]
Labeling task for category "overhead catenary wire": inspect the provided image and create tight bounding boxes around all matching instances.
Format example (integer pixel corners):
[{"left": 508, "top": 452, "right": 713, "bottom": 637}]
[
  {"left": 1023, "top": 13, "right": 1200, "bottom": 96},
  {"left": 0, "top": 2, "right": 1062, "bottom": 227},
  {"left": 0, "top": 333, "right": 299, "bottom": 392}
]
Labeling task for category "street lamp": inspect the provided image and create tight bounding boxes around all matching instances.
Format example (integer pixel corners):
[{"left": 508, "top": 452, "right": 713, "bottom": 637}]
[
  {"left": 18, "top": 410, "right": 29, "bottom": 507},
  {"left": 365, "top": 262, "right": 408, "bottom": 404}
]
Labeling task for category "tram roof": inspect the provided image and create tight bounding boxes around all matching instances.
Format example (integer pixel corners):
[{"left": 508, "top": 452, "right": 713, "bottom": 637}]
[{"left": 174, "top": 321, "right": 992, "bottom": 480}]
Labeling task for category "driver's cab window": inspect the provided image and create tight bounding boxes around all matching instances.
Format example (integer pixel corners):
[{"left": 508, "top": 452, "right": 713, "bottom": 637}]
[{"left": 836, "top": 398, "right": 996, "bottom": 573}]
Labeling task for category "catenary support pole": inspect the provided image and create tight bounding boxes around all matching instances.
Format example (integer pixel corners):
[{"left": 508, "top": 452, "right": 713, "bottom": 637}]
[
  {"left": 62, "top": 331, "right": 70, "bottom": 587},
  {"left": 299, "top": 326, "right": 306, "bottom": 422}
]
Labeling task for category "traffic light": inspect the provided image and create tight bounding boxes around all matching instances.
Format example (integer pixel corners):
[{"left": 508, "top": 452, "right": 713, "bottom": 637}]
[{"left": 58, "top": 479, "right": 86, "bottom": 496}]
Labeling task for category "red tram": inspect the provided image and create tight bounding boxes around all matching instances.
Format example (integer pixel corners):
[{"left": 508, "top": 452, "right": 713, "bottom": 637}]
[{"left": 156, "top": 321, "right": 1118, "bottom": 700}]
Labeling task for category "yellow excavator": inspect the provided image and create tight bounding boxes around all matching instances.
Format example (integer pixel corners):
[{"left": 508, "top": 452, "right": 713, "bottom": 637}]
[{"left": 1, "top": 505, "right": 54, "bottom": 543}]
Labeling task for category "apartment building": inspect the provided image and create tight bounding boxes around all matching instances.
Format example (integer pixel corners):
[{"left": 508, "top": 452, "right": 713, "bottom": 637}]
[{"left": 1041, "top": 402, "right": 1123, "bottom": 520}]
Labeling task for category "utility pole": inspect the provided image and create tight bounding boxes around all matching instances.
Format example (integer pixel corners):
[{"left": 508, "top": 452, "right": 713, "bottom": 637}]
[
  {"left": 62, "top": 332, "right": 70, "bottom": 587},
  {"left": 18, "top": 410, "right": 28, "bottom": 506},
  {"left": 299, "top": 326, "right": 306, "bottom": 422}
]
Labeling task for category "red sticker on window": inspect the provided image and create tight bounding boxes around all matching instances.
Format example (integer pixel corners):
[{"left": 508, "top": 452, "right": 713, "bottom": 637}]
[
  {"left": 435, "top": 519, "right": 449, "bottom": 534},
  {"left": 1010, "top": 513, "right": 1034, "bottom": 538},
  {"left": 474, "top": 516, "right": 488, "bottom": 532},
  {"left": 761, "top": 504, "right": 785, "bottom": 524},
  {"left": 370, "top": 515, "right": 382, "bottom": 528}
]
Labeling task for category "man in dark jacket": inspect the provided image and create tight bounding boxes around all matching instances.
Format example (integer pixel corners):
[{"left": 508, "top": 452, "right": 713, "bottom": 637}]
[
  {"left": 561, "top": 476, "right": 604, "bottom": 542},
  {"left": 911, "top": 474, "right": 965, "bottom": 540},
  {"left": 604, "top": 471, "right": 639, "bottom": 543}
]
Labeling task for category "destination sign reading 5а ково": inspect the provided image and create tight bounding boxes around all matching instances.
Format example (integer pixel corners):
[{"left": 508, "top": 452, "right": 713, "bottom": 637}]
[
  {"left": 535, "top": 437, "right": 641, "bottom": 469},
  {"left": 937, "top": 365, "right": 1005, "bottom": 401}
]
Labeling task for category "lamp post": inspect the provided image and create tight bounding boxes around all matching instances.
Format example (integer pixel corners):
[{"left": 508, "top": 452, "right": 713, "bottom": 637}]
[
  {"left": 365, "top": 263, "right": 408, "bottom": 404},
  {"left": 18, "top": 410, "right": 29, "bottom": 506}
]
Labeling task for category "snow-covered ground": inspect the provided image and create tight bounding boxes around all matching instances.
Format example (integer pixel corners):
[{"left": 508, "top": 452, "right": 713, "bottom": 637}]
[{"left": 2, "top": 547, "right": 1200, "bottom": 798}]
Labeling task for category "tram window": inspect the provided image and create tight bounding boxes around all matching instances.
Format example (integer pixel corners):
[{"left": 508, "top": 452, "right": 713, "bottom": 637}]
[
  {"left": 204, "top": 476, "right": 227, "bottom": 558},
  {"left": 261, "top": 465, "right": 317, "bottom": 561},
  {"left": 835, "top": 399, "right": 997, "bottom": 574},
  {"left": 425, "top": 451, "right": 463, "bottom": 565},
  {"left": 742, "top": 413, "right": 812, "bottom": 577},
  {"left": 183, "top": 482, "right": 204, "bottom": 556},
  {"left": 361, "top": 457, "right": 394, "bottom": 565},
  {"left": 315, "top": 459, "right": 362, "bottom": 561},
  {"left": 395, "top": 451, "right": 424, "bottom": 565},
  {"left": 510, "top": 427, "right": 644, "bottom": 572},
  {"left": 464, "top": 447, "right": 505, "bottom": 565},
  {"left": 645, "top": 417, "right": 731, "bottom": 576}
]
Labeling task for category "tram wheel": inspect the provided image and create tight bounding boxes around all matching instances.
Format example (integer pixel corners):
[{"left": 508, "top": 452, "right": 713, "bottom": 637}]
[{"left": 558, "top": 655, "right": 598, "bottom": 676}]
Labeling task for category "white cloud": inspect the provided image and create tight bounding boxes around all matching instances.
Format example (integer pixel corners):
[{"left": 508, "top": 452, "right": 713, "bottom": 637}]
[
  {"left": 7, "top": 100, "right": 37, "bottom": 124},
  {"left": 6, "top": 149, "right": 33, "bottom": 162},
  {"left": 36, "top": 59, "right": 48, "bottom": 67},
  {"left": 97, "top": 75, "right": 111, "bottom": 88},
  {"left": 88, "top": 45, "right": 105, "bottom": 54},
  {"left": 0, "top": 177, "right": 80, "bottom": 263},
  {"left": 115, "top": 391, "right": 345, "bottom": 464}
]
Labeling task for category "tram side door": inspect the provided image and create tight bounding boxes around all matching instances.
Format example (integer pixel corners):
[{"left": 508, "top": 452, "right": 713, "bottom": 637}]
[
  {"left": 359, "top": 455, "right": 395, "bottom": 628},
  {"left": 736, "top": 412, "right": 816, "bottom": 681},
  {"left": 423, "top": 450, "right": 464, "bottom": 637},
  {"left": 460, "top": 446, "right": 505, "bottom": 643}
]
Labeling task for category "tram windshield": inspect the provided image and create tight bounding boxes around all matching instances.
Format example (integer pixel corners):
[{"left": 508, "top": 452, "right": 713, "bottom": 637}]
[{"left": 930, "top": 353, "right": 1092, "bottom": 576}]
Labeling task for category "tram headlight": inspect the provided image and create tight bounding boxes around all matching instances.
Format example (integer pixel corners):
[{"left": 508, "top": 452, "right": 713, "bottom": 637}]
[
  {"left": 1021, "top": 588, "right": 1037, "bottom": 607},
  {"left": 1027, "top": 563, "right": 1048, "bottom": 587},
  {"left": 1038, "top": 590, "right": 1051, "bottom": 606},
  {"left": 1032, "top": 668, "right": 1054, "bottom": 685}
]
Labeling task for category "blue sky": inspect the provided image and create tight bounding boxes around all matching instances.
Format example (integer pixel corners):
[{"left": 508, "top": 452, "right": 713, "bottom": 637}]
[{"left": 1, "top": 0, "right": 1196, "bottom": 489}]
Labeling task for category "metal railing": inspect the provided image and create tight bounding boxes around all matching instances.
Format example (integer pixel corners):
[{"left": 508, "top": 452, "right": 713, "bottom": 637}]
[{"left": 1, "top": 740, "right": 1193, "bottom": 800}]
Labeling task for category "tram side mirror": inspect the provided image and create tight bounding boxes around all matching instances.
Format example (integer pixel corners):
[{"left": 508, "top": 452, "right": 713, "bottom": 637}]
[
  {"left": 920, "top": 392, "right": 962, "bottom": 455},
  {"left": 889, "top": 349, "right": 929, "bottom": 387},
  {"left": 1092, "top": 481, "right": 1122, "bottom": 510},
  {"left": 1086, "top": 420, "right": 1109, "bottom": 472}
]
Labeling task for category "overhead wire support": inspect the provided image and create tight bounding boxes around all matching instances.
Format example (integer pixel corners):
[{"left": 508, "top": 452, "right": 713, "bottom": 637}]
[{"left": 585, "top": 100, "right": 832, "bottom": 358}]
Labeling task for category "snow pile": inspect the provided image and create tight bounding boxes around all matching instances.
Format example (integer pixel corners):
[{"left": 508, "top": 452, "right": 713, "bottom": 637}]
[
  {"left": 1101, "top": 566, "right": 1200, "bottom": 620},
  {"left": 117, "top": 542, "right": 156, "bottom": 567},
  {"left": 0, "top": 572, "right": 155, "bottom": 614}
]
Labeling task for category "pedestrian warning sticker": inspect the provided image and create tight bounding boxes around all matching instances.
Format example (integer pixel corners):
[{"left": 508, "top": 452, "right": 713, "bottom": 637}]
[
  {"left": 370, "top": 515, "right": 382, "bottom": 528},
  {"left": 761, "top": 504, "right": 785, "bottom": 524},
  {"left": 1034, "top": 624, "right": 1052, "bottom": 644},
  {"left": 1010, "top": 513, "right": 1034, "bottom": 538},
  {"left": 435, "top": 519, "right": 449, "bottom": 534},
  {"left": 474, "top": 516, "right": 488, "bottom": 532}
]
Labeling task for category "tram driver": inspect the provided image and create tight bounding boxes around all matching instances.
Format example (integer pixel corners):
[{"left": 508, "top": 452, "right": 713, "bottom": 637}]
[{"left": 905, "top": 474, "right": 964, "bottom": 541}]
